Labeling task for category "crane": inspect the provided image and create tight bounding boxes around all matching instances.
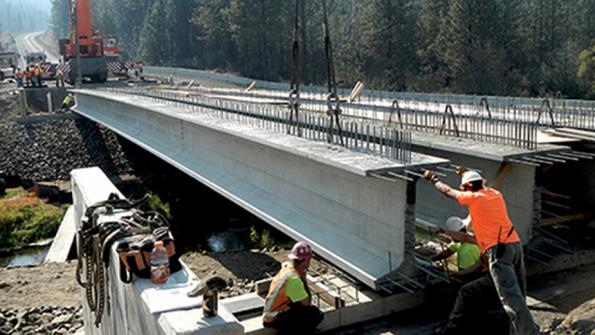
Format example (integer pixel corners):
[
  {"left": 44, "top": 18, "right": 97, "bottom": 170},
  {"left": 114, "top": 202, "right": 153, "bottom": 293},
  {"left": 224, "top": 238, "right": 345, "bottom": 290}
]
[{"left": 59, "top": 0, "right": 120, "bottom": 83}]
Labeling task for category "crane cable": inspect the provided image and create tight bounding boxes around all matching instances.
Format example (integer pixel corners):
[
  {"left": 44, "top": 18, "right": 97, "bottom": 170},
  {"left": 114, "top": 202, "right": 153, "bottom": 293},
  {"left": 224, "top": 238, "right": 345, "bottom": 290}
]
[
  {"left": 322, "top": 0, "right": 344, "bottom": 145},
  {"left": 287, "top": 0, "right": 302, "bottom": 137}
]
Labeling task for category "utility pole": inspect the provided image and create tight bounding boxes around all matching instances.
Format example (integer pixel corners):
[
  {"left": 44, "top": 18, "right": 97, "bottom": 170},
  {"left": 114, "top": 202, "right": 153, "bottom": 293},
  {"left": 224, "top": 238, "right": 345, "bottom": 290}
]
[{"left": 72, "top": 0, "right": 82, "bottom": 88}]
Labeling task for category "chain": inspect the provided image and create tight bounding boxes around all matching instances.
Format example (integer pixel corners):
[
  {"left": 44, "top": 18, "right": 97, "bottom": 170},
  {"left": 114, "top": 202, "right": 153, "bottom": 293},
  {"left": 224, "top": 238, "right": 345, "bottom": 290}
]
[
  {"left": 322, "top": 0, "right": 344, "bottom": 145},
  {"left": 287, "top": 0, "right": 302, "bottom": 137}
]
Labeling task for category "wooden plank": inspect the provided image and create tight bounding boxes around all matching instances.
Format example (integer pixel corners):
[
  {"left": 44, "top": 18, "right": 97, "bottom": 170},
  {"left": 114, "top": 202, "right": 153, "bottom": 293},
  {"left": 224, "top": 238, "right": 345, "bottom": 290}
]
[
  {"left": 307, "top": 275, "right": 345, "bottom": 309},
  {"left": 540, "top": 213, "right": 591, "bottom": 226},
  {"left": 492, "top": 162, "right": 512, "bottom": 189}
]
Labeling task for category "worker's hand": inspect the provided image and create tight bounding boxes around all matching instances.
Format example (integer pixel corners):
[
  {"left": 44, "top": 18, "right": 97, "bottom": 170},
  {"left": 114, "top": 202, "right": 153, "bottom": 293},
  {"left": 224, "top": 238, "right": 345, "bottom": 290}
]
[
  {"left": 456, "top": 165, "right": 468, "bottom": 176},
  {"left": 423, "top": 170, "right": 439, "bottom": 183}
]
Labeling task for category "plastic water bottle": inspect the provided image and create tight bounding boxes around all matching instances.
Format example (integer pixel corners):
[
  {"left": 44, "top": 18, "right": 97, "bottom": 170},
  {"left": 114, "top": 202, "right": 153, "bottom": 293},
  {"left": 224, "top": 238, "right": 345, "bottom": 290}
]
[{"left": 150, "top": 241, "right": 169, "bottom": 284}]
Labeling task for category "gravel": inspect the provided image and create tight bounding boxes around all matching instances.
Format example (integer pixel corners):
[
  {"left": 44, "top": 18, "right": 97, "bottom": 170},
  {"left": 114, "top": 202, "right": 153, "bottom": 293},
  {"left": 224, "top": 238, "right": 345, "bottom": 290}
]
[
  {"left": 0, "top": 86, "right": 133, "bottom": 181},
  {"left": 0, "top": 306, "right": 83, "bottom": 335}
]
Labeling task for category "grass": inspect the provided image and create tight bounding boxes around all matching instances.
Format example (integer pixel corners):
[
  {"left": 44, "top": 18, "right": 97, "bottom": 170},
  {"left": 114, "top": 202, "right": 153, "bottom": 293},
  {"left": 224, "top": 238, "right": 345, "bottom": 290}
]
[
  {"left": 0, "top": 187, "right": 66, "bottom": 249},
  {"left": 147, "top": 192, "right": 172, "bottom": 221},
  {"left": 249, "top": 225, "right": 293, "bottom": 250}
]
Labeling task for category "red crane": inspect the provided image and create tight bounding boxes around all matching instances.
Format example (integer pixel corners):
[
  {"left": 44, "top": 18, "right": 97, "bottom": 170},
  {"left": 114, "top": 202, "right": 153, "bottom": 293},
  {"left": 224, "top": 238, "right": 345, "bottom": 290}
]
[{"left": 60, "top": 0, "right": 120, "bottom": 83}]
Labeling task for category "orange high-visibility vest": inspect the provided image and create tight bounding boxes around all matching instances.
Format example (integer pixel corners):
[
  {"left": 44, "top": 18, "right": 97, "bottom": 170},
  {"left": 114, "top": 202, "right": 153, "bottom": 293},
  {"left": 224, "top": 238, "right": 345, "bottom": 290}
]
[
  {"left": 262, "top": 262, "right": 300, "bottom": 323},
  {"left": 456, "top": 188, "right": 521, "bottom": 253}
]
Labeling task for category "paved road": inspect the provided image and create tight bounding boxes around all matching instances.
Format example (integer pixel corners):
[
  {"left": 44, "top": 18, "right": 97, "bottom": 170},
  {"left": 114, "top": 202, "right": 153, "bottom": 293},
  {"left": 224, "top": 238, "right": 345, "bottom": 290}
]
[{"left": 14, "top": 31, "right": 60, "bottom": 68}]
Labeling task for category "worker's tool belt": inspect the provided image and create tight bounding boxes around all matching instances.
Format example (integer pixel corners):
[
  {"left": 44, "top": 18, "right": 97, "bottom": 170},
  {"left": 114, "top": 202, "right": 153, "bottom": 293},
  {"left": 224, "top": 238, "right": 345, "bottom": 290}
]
[
  {"left": 116, "top": 226, "right": 181, "bottom": 283},
  {"left": 76, "top": 193, "right": 181, "bottom": 327}
]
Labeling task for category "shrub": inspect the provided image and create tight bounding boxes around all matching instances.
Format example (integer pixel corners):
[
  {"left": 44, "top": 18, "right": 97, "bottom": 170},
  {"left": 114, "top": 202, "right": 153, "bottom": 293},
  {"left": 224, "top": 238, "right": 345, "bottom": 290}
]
[{"left": 0, "top": 188, "right": 65, "bottom": 249}]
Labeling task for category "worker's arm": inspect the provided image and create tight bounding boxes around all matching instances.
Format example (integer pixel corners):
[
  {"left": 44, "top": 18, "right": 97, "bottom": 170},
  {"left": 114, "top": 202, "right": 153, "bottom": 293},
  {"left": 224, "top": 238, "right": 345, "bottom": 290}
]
[
  {"left": 423, "top": 171, "right": 464, "bottom": 200},
  {"left": 433, "top": 180, "right": 465, "bottom": 200},
  {"left": 443, "top": 230, "right": 477, "bottom": 244},
  {"left": 285, "top": 277, "right": 311, "bottom": 306}
]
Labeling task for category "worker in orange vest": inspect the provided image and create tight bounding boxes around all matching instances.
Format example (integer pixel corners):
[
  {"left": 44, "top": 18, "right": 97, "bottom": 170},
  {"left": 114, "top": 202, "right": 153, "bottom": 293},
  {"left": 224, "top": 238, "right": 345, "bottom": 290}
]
[
  {"left": 263, "top": 241, "right": 324, "bottom": 333},
  {"left": 424, "top": 169, "right": 539, "bottom": 335},
  {"left": 33, "top": 64, "right": 43, "bottom": 87},
  {"left": 24, "top": 67, "right": 33, "bottom": 87}
]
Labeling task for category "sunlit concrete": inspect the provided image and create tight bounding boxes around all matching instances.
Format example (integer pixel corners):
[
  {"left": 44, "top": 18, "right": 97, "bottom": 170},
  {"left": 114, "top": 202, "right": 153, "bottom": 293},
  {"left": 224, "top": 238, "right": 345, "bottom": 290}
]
[{"left": 72, "top": 90, "right": 447, "bottom": 289}]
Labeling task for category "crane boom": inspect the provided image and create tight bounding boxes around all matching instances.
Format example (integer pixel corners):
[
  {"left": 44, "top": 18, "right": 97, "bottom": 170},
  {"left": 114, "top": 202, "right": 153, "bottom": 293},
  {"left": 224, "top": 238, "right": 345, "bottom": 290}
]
[{"left": 59, "top": 0, "right": 120, "bottom": 83}]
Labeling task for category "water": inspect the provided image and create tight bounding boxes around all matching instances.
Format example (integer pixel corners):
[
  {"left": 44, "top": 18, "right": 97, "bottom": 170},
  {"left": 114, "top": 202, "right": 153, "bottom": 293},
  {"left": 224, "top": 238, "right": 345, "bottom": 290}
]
[
  {"left": 207, "top": 230, "right": 247, "bottom": 252},
  {"left": 0, "top": 245, "right": 50, "bottom": 267}
]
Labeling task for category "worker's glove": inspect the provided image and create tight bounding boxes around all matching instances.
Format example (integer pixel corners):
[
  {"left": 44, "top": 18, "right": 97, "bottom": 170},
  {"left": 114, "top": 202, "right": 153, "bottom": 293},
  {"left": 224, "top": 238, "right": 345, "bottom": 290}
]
[
  {"left": 456, "top": 165, "right": 468, "bottom": 176},
  {"left": 423, "top": 171, "right": 440, "bottom": 183}
]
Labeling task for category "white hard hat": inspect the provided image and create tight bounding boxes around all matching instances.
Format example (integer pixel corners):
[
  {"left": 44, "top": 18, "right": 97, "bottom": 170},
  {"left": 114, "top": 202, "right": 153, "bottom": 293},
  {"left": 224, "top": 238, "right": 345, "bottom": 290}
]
[
  {"left": 288, "top": 241, "right": 313, "bottom": 261},
  {"left": 460, "top": 171, "right": 483, "bottom": 186},
  {"left": 445, "top": 216, "right": 465, "bottom": 232}
]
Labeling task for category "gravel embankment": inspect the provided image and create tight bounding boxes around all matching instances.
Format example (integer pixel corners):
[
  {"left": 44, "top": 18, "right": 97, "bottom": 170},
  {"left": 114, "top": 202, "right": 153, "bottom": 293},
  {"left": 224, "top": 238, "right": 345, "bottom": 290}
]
[{"left": 0, "top": 88, "right": 132, "bottom": 181}]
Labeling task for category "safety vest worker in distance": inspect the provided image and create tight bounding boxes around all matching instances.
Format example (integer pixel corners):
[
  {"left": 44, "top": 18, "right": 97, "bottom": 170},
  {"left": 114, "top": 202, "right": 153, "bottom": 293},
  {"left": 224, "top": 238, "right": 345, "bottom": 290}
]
[{"left": 263, "top": 262, "right": 309, "bottom": 324}]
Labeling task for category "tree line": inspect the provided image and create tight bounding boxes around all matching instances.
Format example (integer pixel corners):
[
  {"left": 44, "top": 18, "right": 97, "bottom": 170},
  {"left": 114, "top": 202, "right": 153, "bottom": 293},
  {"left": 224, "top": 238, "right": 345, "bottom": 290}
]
[{"left": 50, "top": 0, "right": 595, "bottom": 99}]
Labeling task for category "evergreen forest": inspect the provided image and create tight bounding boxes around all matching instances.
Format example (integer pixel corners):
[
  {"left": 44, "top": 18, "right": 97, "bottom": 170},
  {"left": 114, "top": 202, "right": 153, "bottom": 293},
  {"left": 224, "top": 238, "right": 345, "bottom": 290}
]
[{"left": 49, "top": 0, "right": 595, "bottom": 99}]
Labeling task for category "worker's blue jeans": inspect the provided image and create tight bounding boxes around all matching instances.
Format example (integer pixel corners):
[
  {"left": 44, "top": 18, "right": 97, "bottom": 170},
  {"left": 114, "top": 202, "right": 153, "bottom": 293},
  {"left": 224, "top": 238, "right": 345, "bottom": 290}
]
[
  {"left": 444, "top": 273, "right": 504, "bottom": 334},
  {"left": 486, "top": 242, "right": 539, "bottom": 335}
]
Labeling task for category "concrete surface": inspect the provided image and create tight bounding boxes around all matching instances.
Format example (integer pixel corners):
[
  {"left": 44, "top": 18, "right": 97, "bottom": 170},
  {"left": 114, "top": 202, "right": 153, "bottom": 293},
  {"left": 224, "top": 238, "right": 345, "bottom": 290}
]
[
  {"left": 71, "top": 167, "right": 244, "bottom": 335},
  {"left": 44, "top": 205, "right": 75, "bottom": 263},
  {"left": 24, "top": 86, "right": 68, "bottom": 112},
  {"left": 72, "top": 90, "right": 446, "bottom": 289}
]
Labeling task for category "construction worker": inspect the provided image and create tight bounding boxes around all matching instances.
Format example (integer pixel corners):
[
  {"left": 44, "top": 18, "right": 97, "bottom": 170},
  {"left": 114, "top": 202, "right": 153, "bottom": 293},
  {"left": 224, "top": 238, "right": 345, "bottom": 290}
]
[
  {"left": 61, "top": 93, "right": 76, "bottom": 112},
  {"left": 432, "top": 216, "right": 481, "bottom": 281},
  {"left": 34, "top": 64, "right": 43, "bottom": 87},
  {"left": 424, "top": 169, "right": 539, "bottom": 335},
  {"left": 15, "top": 67, "right": 23, "bottom": 88},
  {"left": 55, "top": 69, "right": 65, "bottom": 87},
  {"left": 263, "top": 241, "right": 324, "bottom": 334},
  {"left": 24, "top": 67, "right": 33, "bottom": 87}
]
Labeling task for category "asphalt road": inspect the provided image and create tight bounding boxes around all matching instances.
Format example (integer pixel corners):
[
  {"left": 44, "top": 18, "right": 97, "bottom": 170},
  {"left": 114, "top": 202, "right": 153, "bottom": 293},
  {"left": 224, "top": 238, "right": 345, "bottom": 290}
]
[{"left": 14, "top": 31, "right": 60, "bottom": 68}]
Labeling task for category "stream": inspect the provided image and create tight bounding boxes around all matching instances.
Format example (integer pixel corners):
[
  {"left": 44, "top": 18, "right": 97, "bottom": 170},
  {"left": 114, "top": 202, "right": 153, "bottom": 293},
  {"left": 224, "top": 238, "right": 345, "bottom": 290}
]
[{"left": 0, "top": 245, "right": 50, "bottom": 267}]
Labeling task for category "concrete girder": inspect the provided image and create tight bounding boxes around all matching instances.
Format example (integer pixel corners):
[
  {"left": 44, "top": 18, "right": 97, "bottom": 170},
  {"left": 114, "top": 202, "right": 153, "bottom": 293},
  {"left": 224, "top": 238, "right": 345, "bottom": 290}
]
[{"left": 72, "top": 90, "right": 447, "bottom": 289}]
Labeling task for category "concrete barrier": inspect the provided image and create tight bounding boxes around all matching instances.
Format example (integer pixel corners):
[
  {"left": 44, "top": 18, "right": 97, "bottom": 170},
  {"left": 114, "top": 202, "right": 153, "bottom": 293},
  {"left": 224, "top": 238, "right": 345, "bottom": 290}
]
[{"left": 71, "top": 167, "right": 243, "bottom": 335}]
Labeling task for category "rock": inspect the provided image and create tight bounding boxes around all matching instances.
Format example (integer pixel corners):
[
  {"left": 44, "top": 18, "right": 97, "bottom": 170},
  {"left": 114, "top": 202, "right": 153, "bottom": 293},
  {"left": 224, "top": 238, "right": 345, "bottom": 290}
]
[
  {"left": 49, "top": 314, "right": 70, "bottom": 329},
  {"left": 0, "top": 282, "right": 10, "bottom": 289},
  {"left": 554, "top": 297, "right": 595, "bottom": 335},
  {"left": 41, "top": 312, "right": 53, "bottom": 323}
]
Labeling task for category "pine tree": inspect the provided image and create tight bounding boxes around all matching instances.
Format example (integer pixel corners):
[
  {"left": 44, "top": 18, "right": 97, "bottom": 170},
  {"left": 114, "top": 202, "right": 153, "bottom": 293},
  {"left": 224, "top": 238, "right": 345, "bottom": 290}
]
[{"left": 191, "top": 0, "right": 236, "bottom": 70}]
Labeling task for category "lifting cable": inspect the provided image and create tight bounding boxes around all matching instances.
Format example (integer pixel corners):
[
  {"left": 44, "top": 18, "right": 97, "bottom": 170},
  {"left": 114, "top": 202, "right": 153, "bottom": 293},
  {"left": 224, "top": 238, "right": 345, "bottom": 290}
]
[
  {"left": 322, "top": 0, "right": 344, "bottom": 145},
  {"left": 287, "top": 0, "right": 302, "bottom": 136}
]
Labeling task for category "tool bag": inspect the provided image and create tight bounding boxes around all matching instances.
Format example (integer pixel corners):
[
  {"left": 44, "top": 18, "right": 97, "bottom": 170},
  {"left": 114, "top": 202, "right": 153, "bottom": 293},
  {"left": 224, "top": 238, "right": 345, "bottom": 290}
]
[
  {"left": 76, "top": 193, "right": 181, "bottom": 327},
  {"left": 116, "top": 226, "right": 182, "bottom": 283}
]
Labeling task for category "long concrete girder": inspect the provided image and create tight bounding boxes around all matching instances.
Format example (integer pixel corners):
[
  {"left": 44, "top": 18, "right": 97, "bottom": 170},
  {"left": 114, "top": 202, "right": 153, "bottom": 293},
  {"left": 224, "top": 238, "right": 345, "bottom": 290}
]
[{"left": 72, "top": 89, "right": 447, "bottom": 289}]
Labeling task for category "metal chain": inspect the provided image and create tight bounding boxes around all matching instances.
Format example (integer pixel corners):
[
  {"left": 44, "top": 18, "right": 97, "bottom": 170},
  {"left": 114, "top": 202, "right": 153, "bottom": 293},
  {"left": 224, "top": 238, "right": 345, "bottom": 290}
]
[
  {"left": 322, "top": 0, "right": 343, "bottom": 145},
  {"left": 287, "top": 0, "right": 302, "bottom": 137}
]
